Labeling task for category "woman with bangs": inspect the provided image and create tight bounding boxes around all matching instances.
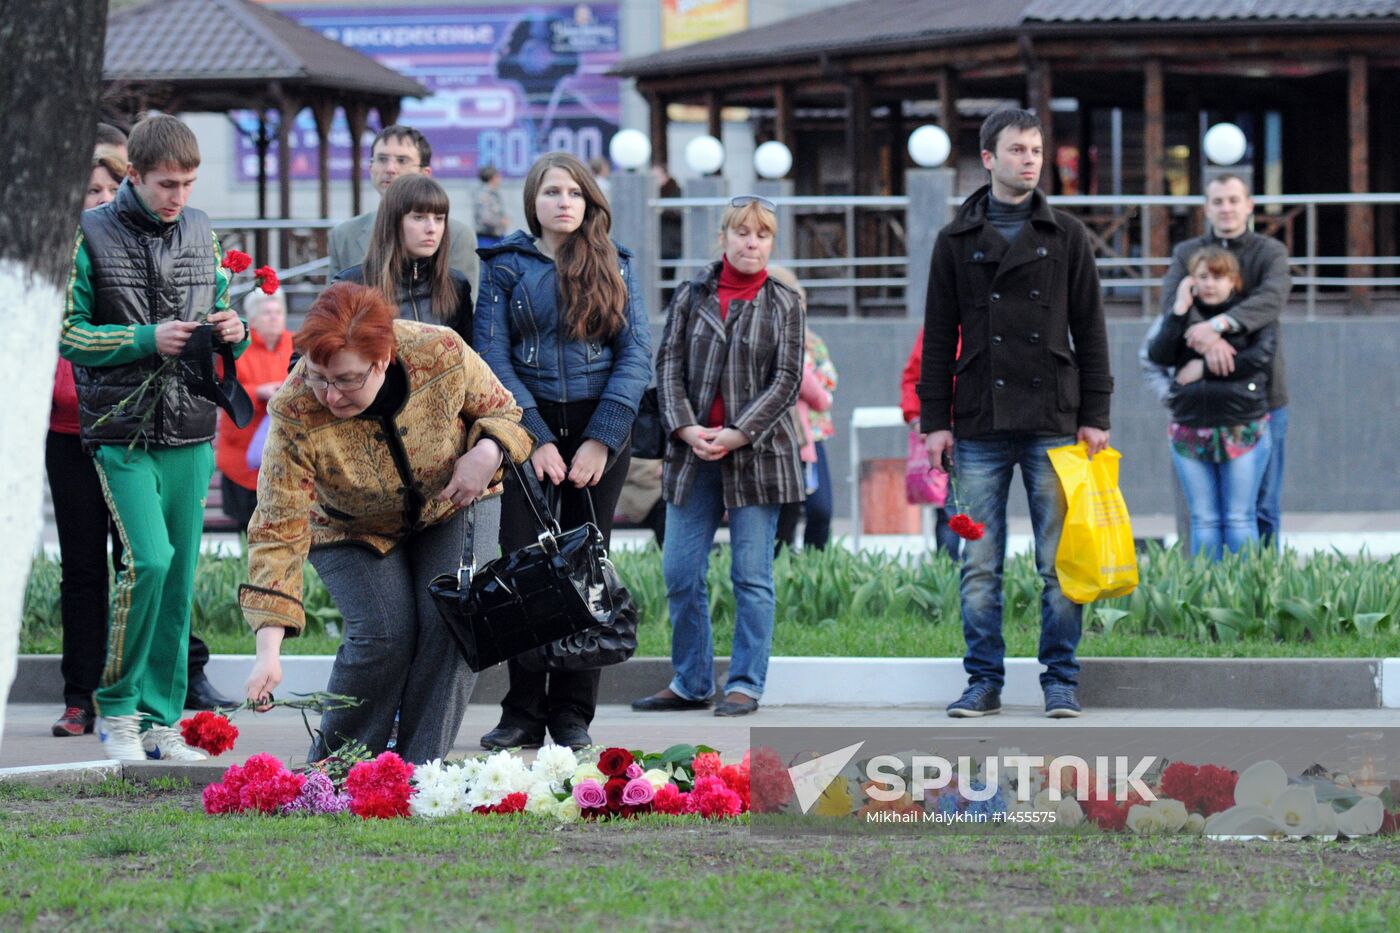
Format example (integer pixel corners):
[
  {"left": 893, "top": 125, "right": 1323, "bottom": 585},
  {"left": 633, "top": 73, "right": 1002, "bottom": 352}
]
[
  {"left": 631, "top": 196, "right": 805, "bottom": 718},
  {"left": 474, "top": 152, "right": 652, "bottom": 751},
  {"left": 1147, "top": 245, "right": 1276, "bottom": 559},
  {"left": 336, "top": 174, "right": 474, "bottom": 342}
]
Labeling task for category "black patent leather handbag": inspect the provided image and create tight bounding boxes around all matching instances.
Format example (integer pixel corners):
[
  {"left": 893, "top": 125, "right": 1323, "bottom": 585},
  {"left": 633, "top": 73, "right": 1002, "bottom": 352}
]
[{"left": 429, "top": 456, "right": 637, "bottom": 673}]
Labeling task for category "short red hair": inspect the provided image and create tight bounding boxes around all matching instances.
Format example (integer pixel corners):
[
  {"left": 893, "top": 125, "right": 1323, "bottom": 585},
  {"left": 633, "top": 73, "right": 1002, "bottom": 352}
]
[{"left": 295, "top": 282, "right": 397, "bottom": 365}]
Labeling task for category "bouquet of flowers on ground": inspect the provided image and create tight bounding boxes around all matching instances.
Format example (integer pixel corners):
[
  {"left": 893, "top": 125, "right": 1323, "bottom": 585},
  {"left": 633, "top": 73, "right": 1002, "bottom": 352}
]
[{"left": 179, "top": 691, "right": 362, "bottom": 758}]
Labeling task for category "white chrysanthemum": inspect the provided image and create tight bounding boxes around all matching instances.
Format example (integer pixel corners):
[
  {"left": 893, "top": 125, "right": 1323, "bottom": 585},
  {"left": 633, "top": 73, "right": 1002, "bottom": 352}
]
[
  {"left": 533, "top": 744, "right": 580, "bottom": 788},
  {"left": 466, "top": 783, "right": 504, "bottom": 811},
  {"left": 458, "top": 757, "right": 486, "bottom": 784},
  {"left": 410, "top": 780, "right": 462, "bottom": 819},
  {"left": 476, "top": 751, "right": 521, "bottom": 798},
  {"left": 413, "top": 758, "right": 447, "bottom": 787}
]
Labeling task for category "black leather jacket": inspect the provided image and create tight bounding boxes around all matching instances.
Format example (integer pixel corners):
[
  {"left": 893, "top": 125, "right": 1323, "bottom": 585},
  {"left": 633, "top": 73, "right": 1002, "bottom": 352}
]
[{"left": 74, "top": 181, "right": 220, "bottom": 447}]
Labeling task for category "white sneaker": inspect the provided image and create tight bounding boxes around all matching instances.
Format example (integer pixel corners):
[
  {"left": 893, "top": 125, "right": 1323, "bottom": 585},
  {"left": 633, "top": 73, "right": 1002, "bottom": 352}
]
[
  {"left": 141, "top": 725, "right": 208, "bottom": 761},
  {"left": 99, "top": 715, "right": 145, "bottom": 761}
]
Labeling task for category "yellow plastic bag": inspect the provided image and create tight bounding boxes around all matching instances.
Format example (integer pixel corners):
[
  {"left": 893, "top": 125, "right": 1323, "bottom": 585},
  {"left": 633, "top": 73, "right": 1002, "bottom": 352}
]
[{"left": 1047, "top": 442, "right": 1139, "bottom": 604}]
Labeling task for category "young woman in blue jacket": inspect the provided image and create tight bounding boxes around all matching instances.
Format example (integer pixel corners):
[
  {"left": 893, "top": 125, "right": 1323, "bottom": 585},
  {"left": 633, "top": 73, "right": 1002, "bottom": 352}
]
[{"left": 474, "top": 152, "right": 652, "bottom": 751}]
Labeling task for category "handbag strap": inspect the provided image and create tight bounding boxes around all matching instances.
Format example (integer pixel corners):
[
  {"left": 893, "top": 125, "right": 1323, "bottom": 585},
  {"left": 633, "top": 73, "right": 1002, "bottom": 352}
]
[{"left": 453, "top": 453, "right": 566, "bottom": 587}]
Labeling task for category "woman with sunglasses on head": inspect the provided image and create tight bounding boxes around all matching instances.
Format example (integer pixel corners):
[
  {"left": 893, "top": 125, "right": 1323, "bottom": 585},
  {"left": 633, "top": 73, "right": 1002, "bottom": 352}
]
[
  {"left": 336, "top": 174, "right": 474, "bottom": 343},
  {"left": 240, "top": 282, "right": 532, "bottom": 765},
  {"left": 473, "top": 152, "right": 652, "bottom": 751},
  {"left": 631, "top": 195, "right": 805, "bottom": 718}
]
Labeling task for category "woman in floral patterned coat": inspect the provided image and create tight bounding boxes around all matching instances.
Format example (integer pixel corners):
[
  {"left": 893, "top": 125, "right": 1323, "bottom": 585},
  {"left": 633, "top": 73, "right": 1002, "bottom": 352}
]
[{"left": 239, "top": 282, "right": 532, "bottom": 764}]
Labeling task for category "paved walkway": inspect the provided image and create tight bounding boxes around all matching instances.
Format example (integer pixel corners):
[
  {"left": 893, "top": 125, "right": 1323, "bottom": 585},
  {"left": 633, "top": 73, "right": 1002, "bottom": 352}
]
[{"left": 4, "top": 703, "right": 1397, "bottom": 771}]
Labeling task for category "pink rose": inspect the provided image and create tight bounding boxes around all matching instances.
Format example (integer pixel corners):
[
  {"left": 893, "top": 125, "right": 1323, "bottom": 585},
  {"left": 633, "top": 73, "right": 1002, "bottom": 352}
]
[
  {"left": 625, "top": 763, "right": 644, "bottom": 780},
  {"left": 572, "top": 778, "right": 607, "bottom": 810},
  {"left": 621, "top": 777, "right": 655, "bottom": 806}
]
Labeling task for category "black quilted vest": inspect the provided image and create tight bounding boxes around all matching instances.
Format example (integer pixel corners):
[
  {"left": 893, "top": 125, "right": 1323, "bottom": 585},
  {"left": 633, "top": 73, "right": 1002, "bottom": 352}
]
[{"left": 75, "top": 181, "right": 219, "bottom": 447}]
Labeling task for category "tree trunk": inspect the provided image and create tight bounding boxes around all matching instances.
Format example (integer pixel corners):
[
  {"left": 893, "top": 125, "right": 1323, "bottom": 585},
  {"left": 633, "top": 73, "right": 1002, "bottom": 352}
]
[{"left": 0, "top": 0, "right": 109, "bottom": 755}]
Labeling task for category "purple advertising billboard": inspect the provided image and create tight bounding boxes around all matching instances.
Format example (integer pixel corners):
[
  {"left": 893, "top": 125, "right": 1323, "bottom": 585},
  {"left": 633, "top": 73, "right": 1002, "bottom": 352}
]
[{"left": 235, "top": 4, "right": 621, "bottom": 182}]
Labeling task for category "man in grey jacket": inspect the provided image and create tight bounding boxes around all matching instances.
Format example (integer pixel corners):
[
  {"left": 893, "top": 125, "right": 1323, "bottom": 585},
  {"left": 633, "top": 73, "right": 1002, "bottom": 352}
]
[
  {"left": 1151, "top": 174, "right": 1291, "bottom": 545},
  {"left": 327, "top": 125, "right": 479, "bottom": 291}
]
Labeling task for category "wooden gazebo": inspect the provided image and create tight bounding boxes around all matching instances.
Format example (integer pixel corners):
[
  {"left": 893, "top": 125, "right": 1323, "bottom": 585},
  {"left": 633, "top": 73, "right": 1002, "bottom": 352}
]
[
  {"left": 615, "top": 0, "right": 1400, "bottom": 276},
  {"left": 102, "top": 0, "right": 427, "bottom": 224}
]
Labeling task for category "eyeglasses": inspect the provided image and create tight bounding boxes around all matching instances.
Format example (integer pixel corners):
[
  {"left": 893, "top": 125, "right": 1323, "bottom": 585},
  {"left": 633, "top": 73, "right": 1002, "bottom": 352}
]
[
  {"left": 304, "top": 368, "right": 375, "bottom": 392},
  {"left": 372, "top": 154, "right": 421, "bottom": 169},
  {"left": 730, "top": 195, "right": 777, "bottom": 211}
]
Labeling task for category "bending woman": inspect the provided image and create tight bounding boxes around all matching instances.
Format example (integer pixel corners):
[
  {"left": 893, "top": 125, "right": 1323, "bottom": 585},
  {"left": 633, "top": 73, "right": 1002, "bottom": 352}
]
[
  {"left": 240, "top": 282, "right": 532, "bottom": 764},
  {"left": 474, "top": 152, "right": 651, "bottom": 751}
]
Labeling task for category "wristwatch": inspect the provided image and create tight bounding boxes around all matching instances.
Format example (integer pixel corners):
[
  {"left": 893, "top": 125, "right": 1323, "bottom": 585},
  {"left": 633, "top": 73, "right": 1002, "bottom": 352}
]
[{"left": 1210, "top": 317, "right": 1228, "bottom": 334}]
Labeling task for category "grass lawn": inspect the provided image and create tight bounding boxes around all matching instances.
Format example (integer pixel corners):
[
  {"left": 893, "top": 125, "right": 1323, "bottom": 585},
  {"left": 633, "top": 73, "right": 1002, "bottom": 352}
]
[{"left": 2, "top": 779, "right": 1397, "bottom": 931}]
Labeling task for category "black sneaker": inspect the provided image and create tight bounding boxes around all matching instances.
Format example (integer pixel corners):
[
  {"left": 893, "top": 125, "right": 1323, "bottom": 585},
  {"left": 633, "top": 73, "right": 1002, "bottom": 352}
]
[
  {"left": 1044, "top": 682, "right": 1082, "bottom": 718},
  {"left": 946, "top": 682, "right": 1001, "bottom": 718}
]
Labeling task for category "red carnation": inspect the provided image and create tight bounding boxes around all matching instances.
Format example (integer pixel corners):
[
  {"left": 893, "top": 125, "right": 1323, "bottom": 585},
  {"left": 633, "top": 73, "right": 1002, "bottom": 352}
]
[
  {"left": 948, "top": 513, "right": 985, "bottom": 541},
  {"left": 179, "top": 710, "right": 239, "bottom": 756},
  {"left": 1381, "top": 810, "right": 1400, "bottom": 835},
  {"left": 748, "top": 748, "right": 794, "bottom": 813},
  {"left": 597, "top": 746, "right": 634, "bottom": 778},
  {"left": 692, "top": 752, "right": 722, "bottom": 778},
  {"left": 494, "top": 792, "right": 528, "bottom": 815},
  {"left": 686, "top": 775, "right": 743, "bottom": 819},
  {"left": 346, "top": 751, "right": 415, "bottom": 820},
  {"left": 652, "top": 784, "right": 688, "bottom": 814},
  {"left": 720, "top": 763, "right": 751, "bottom": 812},
  {"left": 220, "top": 250, "right": 252, "bottom": 274},
  {"left": 254, "top": 265, "right": 279, "bottom": 295}
]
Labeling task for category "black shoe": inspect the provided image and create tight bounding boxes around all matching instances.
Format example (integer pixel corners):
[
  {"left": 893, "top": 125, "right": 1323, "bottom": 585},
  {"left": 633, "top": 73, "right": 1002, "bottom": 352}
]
[
  {"left": 185, "top": 672, "right": 237, "bottom": 711},
  {"left": 630, "top": 692, "right": 713, "bottom": 712},
  {"left": 1044, "top": 682, "right": 1083, "bottom": 718},
  {"left": 549, "top": 724, "right": 593, "bottom": 751},
  {"left": 946, "top": 682, "right": 1001, "bottom": 718},
  {"left": 480, "top": 725, "right": 544, "bottom": 751},
  {"left": 713, "top": 696, "right": 759, "bottom": 717}
]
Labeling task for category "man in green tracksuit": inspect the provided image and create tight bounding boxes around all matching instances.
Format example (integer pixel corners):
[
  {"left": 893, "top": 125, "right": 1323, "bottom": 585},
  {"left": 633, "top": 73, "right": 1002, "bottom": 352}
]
[{"left": 61, "top": 114, "right": 249, "bottom": 761}]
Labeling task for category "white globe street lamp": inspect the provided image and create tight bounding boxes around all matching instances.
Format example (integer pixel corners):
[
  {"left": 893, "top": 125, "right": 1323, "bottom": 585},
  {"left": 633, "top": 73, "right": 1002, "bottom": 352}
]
[
  {"left": 753, "top": 140, "right": 793, "bottom": 179},
  {"left": 908, "top": 125, "right": 952, "bottom": 168},
  {"left": 609, "top": 129, "right": 651, "bottom": 171},
  {"left": 684, "top": 134, "right": 725, "bottom": 175},
  {"left": 1203, "top": 123, "right": 1247, "bottom": 166}
]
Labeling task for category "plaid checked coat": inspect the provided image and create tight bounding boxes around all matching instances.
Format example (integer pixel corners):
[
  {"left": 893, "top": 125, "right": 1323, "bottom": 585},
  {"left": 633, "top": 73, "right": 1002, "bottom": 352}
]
[{"left": 656, "top": 261, "right": 806, "bottom": 508}]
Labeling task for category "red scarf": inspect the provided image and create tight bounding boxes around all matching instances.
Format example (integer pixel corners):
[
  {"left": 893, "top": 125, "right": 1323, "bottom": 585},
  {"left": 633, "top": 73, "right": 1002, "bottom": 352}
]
[{"left": 706, "top": 256, "right": 768, "bottom": 428}]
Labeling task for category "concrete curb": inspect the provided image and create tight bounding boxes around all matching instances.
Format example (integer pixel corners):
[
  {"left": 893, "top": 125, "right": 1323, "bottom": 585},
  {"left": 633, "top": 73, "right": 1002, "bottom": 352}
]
[
  {"left": 12, "top": 654, "right": 1400, "bottom": 709},
  {"left": 0, "top": 758, "right": 227, "bottom": 788}
]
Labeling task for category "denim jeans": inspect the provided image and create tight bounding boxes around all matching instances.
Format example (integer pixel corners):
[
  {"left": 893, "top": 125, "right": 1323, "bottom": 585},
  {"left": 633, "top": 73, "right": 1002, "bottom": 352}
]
[
  {"left": 663, "top": 460, "right": 781, "bottom": 701},
  {"left": 953, "top": 433, "right": 1081, "bottom": 690},
  {"left": 1256, "top": 405, "right": 1287, "bottom": 547},
  {"left": 1171, "top": 426, "right": 1272, "bottom": 560}
]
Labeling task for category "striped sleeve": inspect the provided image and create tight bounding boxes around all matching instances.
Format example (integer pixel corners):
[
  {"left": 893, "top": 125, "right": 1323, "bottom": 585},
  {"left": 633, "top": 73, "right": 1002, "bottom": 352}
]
[{"left": 59, "top": 232, "right": 157, "bottom": 367}]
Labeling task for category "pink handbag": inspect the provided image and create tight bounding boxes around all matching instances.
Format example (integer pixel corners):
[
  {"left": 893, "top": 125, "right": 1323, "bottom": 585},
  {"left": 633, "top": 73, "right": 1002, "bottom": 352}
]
[{"left": 905, "top": 429, "right": 948, "bottom": 506}]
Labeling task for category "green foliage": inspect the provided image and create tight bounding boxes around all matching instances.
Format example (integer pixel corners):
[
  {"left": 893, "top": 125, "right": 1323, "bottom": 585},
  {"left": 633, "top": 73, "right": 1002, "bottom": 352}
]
[{"left": 20, "top": 543, "right": 1400, "bottom": 658}]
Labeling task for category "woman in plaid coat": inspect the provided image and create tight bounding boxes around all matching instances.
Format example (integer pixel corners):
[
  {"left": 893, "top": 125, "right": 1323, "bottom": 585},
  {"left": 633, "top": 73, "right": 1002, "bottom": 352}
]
[{"left": 632, "top": 196, "right": 805, "bottom": 717}]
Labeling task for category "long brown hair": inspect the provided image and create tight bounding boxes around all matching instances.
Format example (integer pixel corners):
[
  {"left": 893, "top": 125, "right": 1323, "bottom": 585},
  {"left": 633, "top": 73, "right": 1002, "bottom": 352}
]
[
  {"left": 362, "top": 174, "right": 459, "bottom": 325},
  {"left": 523, "top": 152, "right": 627, "bottom": 341}
]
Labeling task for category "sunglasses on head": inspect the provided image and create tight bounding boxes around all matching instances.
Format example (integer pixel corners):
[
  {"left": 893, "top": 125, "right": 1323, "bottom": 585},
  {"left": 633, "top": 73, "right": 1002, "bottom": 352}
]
[{"left": 730, "top": 195, "right": 777, "bottom": 211}]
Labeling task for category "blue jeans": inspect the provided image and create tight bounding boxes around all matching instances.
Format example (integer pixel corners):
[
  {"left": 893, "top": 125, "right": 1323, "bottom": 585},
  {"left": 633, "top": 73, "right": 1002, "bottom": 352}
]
[
  {"left": 953, "top": 434, "right": 1081, "bottom": 690},
  {"left": 663, "top": 460, "right": 781, "bottom": 701},
  {"left": 1172, "top": 427, "right": 1272, "bottom": 560},
  {"left": 1256, "top": 405, "right": 1287, "bottom": 547}
]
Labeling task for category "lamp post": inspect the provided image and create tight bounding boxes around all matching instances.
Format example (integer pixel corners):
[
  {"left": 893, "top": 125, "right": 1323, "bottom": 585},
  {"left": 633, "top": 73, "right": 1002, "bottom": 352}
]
[
  {"left": 608, "top": 129, "right": 657, "bottom": 315},
  {"left": 682, "top": 134, "right": 727, "bottom": 278},
  {"left": 753, "top": 140, "right": 794, "bottom": 260},
  {"left": 904, "top": 125, "right": 955, "bottom": 318}
]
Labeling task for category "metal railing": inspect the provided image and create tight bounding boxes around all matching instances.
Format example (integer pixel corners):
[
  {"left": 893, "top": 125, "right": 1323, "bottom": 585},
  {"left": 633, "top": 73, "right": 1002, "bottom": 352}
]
[{"left": 651, "top": 192, "right": 1400, "bottom": 318}]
